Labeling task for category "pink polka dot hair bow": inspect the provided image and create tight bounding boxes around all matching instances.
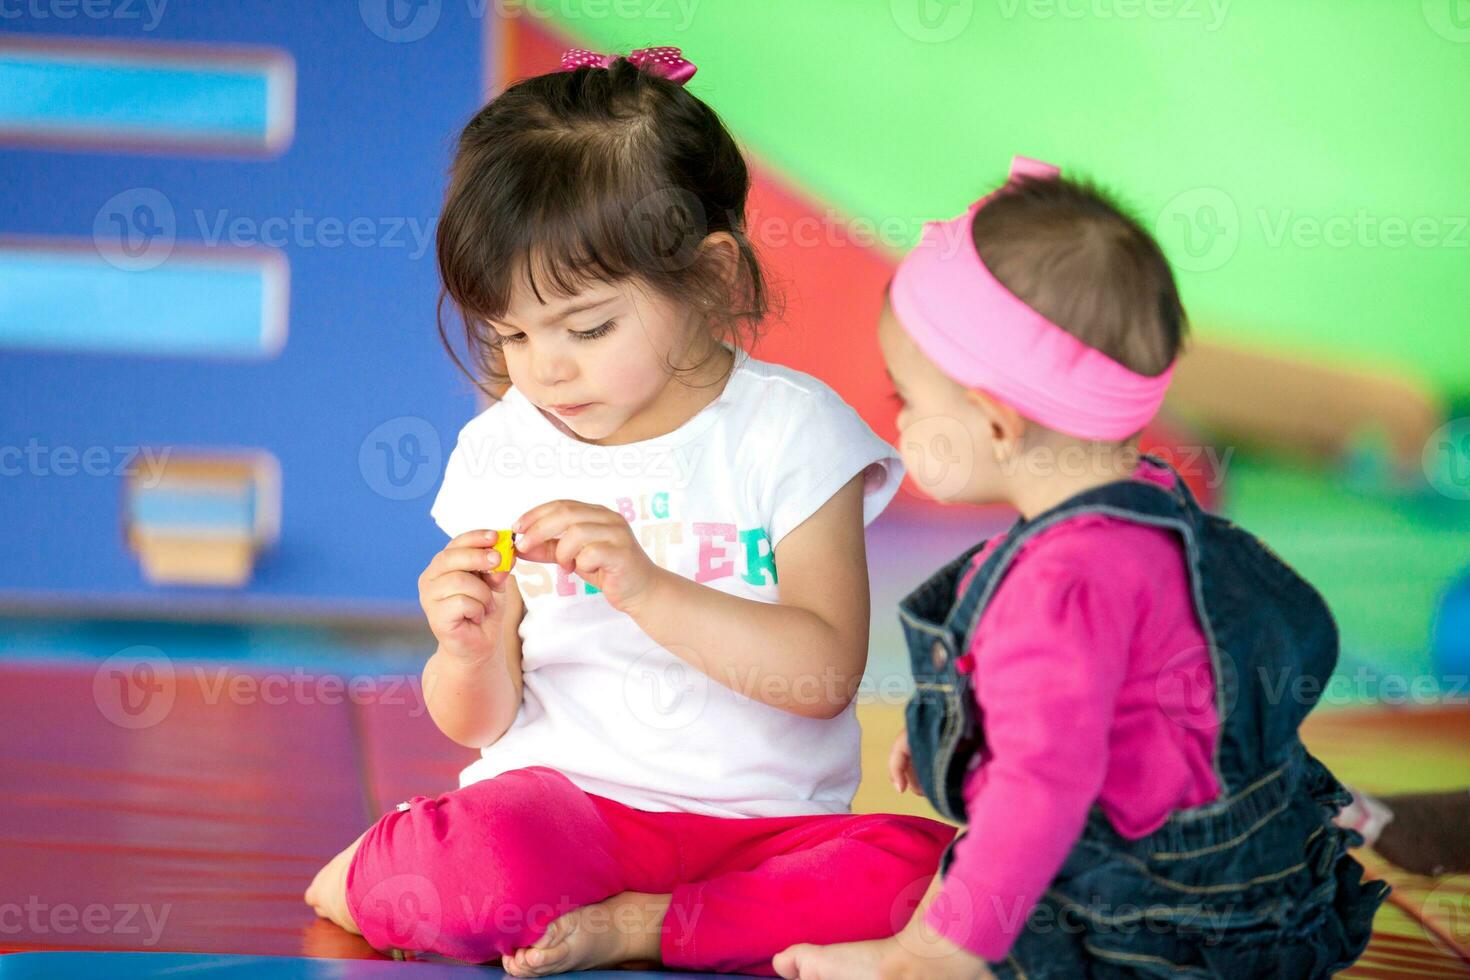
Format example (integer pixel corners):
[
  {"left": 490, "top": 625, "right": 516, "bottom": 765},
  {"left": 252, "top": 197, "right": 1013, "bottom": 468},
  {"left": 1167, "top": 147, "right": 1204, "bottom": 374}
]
[{"left": 559, "top": 46, "right": 697, "bottom": 85}]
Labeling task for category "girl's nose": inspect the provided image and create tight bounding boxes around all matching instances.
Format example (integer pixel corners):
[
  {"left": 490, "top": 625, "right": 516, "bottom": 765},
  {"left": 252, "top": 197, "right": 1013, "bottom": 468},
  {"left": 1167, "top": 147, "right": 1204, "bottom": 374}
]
[{"left": 528, "top": 347, "right": 576, "bottom": 387}]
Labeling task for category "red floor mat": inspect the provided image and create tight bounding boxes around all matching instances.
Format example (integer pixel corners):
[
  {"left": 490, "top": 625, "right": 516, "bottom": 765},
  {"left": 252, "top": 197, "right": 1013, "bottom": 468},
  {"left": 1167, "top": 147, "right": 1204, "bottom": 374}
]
[{"left": 1, "top": 659, "right": 1466, "bottom": 975}]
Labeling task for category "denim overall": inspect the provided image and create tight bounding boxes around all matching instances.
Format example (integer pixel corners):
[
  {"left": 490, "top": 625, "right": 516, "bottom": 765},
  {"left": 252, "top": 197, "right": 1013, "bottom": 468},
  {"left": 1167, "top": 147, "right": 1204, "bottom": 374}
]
[{"left": 901, "top": 457, "right": 1388, "bottom": 978}]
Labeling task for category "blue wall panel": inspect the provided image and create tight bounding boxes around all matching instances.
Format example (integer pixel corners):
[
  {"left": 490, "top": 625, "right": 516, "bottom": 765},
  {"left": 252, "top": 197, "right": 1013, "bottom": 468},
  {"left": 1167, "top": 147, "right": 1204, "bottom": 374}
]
[{"left": 0, "top": 3, "right": 488, "bottom": 615}]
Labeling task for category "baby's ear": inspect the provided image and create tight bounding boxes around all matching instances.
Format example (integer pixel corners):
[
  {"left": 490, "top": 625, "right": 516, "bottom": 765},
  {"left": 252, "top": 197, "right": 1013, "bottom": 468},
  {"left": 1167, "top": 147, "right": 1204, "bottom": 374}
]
[{"left": 962, "top": 386, "right": 1027, "bottom": 448}]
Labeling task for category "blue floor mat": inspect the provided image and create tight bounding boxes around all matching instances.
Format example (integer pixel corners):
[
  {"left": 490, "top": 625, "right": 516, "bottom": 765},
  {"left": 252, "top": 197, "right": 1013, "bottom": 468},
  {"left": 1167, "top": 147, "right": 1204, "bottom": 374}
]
[{"left": 0, "top": 951, "right": 748, "bottom": 978}]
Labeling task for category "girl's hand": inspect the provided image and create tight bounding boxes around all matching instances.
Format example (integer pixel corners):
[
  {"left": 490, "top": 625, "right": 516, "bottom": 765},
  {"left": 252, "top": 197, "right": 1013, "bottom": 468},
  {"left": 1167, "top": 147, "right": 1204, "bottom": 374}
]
[
  {"left": 513, "top": 500, "right": 666, "bottom": 615},
  {"left": 890, "top": 728, "right": 925, "bottom": 797},
  {"left": 418, "top": 530, "right": 514, "bottom": 664}
]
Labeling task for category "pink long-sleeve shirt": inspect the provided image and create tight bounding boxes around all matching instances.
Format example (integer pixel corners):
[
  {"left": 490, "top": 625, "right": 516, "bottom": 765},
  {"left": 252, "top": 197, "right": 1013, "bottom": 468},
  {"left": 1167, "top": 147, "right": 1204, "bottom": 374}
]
[{"left": 925, "top": 461, "right": 1221, "bottom": 961}]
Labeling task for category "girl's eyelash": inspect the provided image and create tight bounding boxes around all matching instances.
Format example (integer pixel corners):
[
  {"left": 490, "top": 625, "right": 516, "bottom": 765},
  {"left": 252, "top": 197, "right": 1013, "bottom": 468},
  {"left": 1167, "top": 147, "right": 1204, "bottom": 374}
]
[
  {"left": 574, "top": 320, "right": 616, "bottom": 341},
  {"left": 492, "top": 320, "right": 614, "bottom": 346}
]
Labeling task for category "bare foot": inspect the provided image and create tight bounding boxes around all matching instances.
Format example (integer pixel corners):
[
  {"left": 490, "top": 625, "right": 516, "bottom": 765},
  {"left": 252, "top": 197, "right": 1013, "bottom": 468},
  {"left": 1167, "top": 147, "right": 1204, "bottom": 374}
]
[
  {"left": 774, "top": 937, "right": 896, "bottom": 980},
  {"left": 303, "top": 830, "right": 367, "bottom": 936},
  {"left": 501, "top": 891, "right": 668, "bottom": 977}
]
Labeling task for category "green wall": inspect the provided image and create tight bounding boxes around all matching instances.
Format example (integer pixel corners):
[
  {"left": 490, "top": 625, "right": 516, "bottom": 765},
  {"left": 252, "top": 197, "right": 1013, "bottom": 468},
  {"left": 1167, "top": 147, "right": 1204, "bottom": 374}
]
[{"left": 539, "top": 0, "right": 1470, "bottom": 395}]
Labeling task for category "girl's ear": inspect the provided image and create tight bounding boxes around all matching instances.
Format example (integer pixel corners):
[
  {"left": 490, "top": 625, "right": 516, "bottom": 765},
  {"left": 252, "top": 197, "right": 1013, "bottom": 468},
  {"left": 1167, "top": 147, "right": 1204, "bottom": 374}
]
[
  {"left": 961, "top": 387, "right": 1027, "bottom": 460},
  {"left": 698, "top": 231, "right": 741, "bottom": 289}
]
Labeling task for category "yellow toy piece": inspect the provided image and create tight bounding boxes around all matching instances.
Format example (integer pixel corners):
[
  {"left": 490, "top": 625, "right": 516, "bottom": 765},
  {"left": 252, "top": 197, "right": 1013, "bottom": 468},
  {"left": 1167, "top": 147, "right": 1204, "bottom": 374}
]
[{"left": 489, "top": 529, "right": 516, "bottom": 572}]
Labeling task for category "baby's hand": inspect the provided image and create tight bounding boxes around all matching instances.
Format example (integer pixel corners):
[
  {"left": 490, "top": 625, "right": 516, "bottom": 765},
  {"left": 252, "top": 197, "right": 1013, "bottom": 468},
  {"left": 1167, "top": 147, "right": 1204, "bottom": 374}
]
[
  {"left": 418, "top": 530, "right": 515, "bottom": 663},
  {"left": 890, "top": 728, "right": 925, "bottom": 797},
  {"left": 513, "top": 500, "right": 665, "bottom": 615}
]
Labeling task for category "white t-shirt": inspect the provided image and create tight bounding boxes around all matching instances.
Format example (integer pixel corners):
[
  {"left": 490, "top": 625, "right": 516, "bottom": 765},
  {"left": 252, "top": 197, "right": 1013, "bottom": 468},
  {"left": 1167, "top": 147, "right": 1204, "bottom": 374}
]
[{"left": 429, "top": 346, "right": 903, "bottom": 817}]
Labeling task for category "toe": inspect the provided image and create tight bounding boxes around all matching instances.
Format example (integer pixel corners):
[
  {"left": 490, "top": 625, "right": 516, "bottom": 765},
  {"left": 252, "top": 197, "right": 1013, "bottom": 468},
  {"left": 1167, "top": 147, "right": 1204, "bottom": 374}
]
[
  {"left": 530, "top": 941, "right": 570, "bottom": 970},
  {"left": 773, "top": 944, "right": 807, "bottom": 979},
  {"left": 516, "top": 948, "right": 542, "bottom": 978},
  {"left": 532, "top": 917, "right": 562, "bottom": 949}
]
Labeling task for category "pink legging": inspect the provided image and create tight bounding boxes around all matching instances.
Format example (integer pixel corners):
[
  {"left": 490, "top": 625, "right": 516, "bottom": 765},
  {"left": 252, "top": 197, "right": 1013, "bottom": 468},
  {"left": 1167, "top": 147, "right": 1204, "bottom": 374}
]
[{"left": 345, "top": 766, "right": 954, "bottom": 974}]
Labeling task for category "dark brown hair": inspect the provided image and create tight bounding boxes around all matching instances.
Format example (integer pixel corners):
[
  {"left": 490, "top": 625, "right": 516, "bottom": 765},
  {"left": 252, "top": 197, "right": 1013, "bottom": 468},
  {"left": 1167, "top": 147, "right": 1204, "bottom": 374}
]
[
  {"left": 435, "top": 58, "right": 769, "bottom": 399},
  {"left": 971, "top": 174, "right": 1188, "bottom": 377}
]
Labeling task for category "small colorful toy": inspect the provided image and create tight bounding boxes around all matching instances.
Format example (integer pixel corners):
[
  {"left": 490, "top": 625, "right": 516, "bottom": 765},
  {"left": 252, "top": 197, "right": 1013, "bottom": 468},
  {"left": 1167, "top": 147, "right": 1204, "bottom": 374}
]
[{"left": 489, "top": 530, "right": 516, "bottom": 572}]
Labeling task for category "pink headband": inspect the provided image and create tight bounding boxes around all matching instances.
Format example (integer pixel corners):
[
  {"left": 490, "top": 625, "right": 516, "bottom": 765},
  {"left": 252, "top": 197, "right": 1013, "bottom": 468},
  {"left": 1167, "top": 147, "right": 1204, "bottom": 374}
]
[
  {"left": 890, "top": 156, "right": 1175, "bottom": 441},
  {"left": 560, "top": 46, "right": 697, "bottom": 85}
]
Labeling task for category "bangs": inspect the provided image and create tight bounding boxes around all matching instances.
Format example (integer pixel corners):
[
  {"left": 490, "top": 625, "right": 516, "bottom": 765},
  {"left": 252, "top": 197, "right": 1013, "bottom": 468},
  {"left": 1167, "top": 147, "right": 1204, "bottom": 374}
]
[{"left": 437, "top": 131, "right": 709, "bottom": 324}]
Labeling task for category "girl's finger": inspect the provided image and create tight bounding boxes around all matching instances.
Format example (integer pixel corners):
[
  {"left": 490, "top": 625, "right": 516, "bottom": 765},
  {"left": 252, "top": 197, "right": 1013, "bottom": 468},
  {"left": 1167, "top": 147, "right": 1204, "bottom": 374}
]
[
  {"left": 515, "top": 502, "right": 620, "bottom": 552},
  {"left": 572, "top": 542, "right": 617, "bottom": 582},
  {"left": 512, "top": 500, "right": 586, "bottom": 543},
  {"left": 905, "top": 762, "right": 924, "bottom": 796},
  {"left": 427, "top": 544, "right": 508, "bottom": 578},
  {"left": 514, "top": 498, "right": 614, "bottom": 531},
  {"left": 445, "top": 528, "right": 503, "bottom": 549},
  {"left": 888, "top": 735, "right": 908, "bottom": 771},
  {"left": 512, "top": 536, "right": 560, "bottom": 565},
  {"left": 430, "top": 594, "right": 488, "bottom": 632},
  {"left": 553, "top": 525, "right": 620, "bottom": 571},
  {"left": 431, "top": 571, "right": 495, "bottom": 607},
  {"left": 512, "top": 524, "right": 615, "bottom": 567}
]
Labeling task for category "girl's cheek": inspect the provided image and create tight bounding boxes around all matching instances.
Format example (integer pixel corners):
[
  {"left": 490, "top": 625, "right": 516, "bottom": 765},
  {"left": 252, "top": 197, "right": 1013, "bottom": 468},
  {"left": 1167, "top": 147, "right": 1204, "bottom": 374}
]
[
  {"left": 601, "top": 356, "right": 656, "bottom": 403},
  {"left": 499, "top": 345, "right": 523, "bottom": 376}
]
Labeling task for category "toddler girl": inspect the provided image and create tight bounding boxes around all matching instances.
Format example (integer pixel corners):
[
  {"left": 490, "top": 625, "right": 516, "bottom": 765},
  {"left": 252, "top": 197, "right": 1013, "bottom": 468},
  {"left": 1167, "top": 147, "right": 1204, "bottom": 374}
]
[
  {"left": 303, "top": 48, "right": 953, "bottom": 976},
  {"left": 776, "top": 158, "right": 1388, "bottom": 979}
]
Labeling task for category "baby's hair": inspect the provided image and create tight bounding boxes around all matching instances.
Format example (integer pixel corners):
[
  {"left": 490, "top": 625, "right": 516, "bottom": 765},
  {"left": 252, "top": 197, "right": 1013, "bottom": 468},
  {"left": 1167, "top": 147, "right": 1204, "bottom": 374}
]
[
  {"left": 435, "top": 57, "right": 769, "bottom": 399},
  {"left": 972, "top": 175, "right": 1188, "bottom": 377}
]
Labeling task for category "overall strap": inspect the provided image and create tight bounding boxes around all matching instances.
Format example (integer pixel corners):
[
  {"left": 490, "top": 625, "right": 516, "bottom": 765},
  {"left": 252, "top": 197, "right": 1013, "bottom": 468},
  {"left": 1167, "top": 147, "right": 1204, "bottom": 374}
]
[
  {"left": 946, "top": 454, "right": 1194, "bottom": 641},
  {"left": 942, "top": 456, "right": 1236, "bottom": 795}
]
